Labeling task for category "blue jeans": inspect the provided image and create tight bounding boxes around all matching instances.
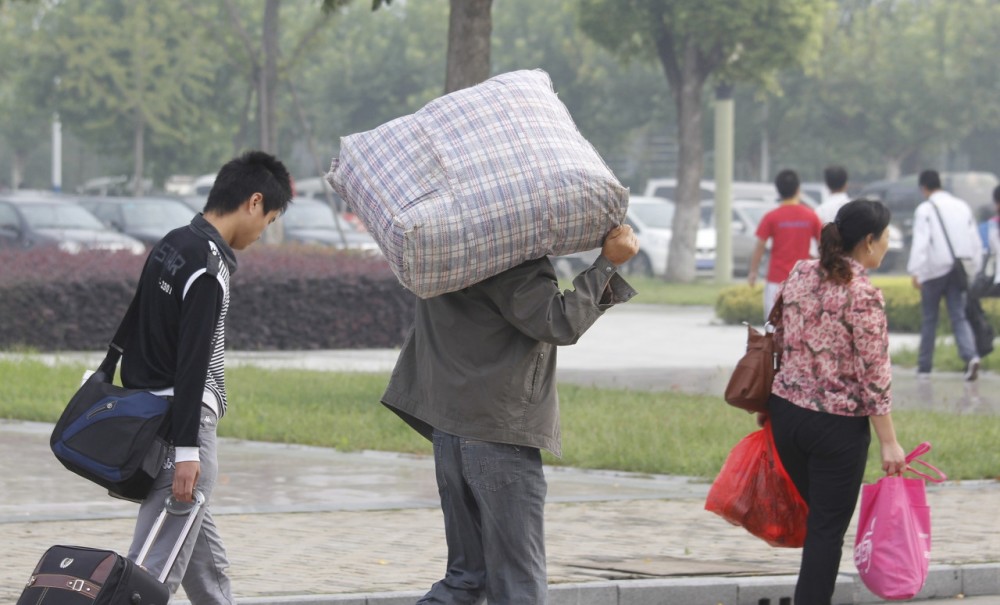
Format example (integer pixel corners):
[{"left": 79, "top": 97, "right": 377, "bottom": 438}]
[
  {"left": 418, "top": 429, "right": 548, "bottom": 605},
  {"left": 918, "top": 272, "right": 977, "bottom": 373}
]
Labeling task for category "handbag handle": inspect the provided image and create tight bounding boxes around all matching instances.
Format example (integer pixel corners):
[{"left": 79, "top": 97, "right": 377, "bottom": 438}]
[{"left": 903, "top": 441, "right": 947, "bottom": 483}]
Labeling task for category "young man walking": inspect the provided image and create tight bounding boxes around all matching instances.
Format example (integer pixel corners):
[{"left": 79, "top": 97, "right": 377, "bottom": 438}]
[
  {"left": 121, "top": 151, "right": 292, "bottom": 602},
  {"left": 748, "top": 169, "right": 823, "bottom": 319},
  {"left": 907, "top": 169, "right": 983, "bottom": 380},
  {"left": 816, "top": 165, "right": 850, "bottom": 225}
]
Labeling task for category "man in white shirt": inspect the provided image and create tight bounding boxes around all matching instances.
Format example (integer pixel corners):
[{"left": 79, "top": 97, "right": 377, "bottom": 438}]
[
  {"left": 906, "top": 169, "right": 984, "bottom": 380},
  {"left": 986, "top": 186, "right": 1000, "bottom": 292},
  {"left": 816, "top": 165, "right": 851, "bottom": 225}
]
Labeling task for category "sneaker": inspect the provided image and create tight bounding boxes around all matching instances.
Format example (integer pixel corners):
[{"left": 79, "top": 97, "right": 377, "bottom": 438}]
[
  {"left": 965, "top": 357, "right": 981, "bottom": 382},
  {"left": 916, "top": 372, "right": 931, "bottom": 381}
]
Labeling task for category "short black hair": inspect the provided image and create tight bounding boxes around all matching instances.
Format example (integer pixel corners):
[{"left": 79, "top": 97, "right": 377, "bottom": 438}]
[
  {"left": 992, "top": 184, "right": 1000, "bottom": 203},
  {"left": 918, "top": 169, "right": 942, "bottom": 191},
  {"left": 205, "top": 150, "right": 293, "bottom": 215},
  {"left": 824, "top": 165, "right": 848, "bottom": 192},
  {"left": 775, "top": 169, "right": 800, "bottom": 200}
]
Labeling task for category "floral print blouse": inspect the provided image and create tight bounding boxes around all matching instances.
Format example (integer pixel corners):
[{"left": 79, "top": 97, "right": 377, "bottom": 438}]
[{"left": 772, "top": 258, "right": 892, "bottom": 417}]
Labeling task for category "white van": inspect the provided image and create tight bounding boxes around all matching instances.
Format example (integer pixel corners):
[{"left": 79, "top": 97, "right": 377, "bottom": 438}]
[
  {"left": 192, "top": 174, "right": 216, "bottom": 196},
  {"left": 643, "top": 177, "right": 820, "bottom": 207}
]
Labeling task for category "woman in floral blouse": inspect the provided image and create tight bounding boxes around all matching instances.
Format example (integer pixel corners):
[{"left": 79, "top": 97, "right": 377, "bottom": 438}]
[{"left": 767, "top": 199, "right": 907, "bottom": 605}]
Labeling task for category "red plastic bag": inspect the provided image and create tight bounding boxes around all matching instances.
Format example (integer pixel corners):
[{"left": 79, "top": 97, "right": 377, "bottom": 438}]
[{"left": 705, "top": 421, "right": 808, "bottom": 547}]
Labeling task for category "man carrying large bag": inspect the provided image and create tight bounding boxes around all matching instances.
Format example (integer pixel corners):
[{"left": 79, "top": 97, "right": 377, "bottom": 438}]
[{"left": 329, "top": 68, "right": 638, "bottom": 603}]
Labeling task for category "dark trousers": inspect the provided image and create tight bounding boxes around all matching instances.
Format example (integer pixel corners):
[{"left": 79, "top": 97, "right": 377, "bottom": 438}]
[
  {"left": 418, "top": 429, "right": 548, "bottom": 605},
  {"left": 768, "top": 394, "right": 871, "bottom": 605}
]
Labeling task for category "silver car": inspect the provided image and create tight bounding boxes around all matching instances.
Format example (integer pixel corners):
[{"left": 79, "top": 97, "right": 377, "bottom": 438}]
[{"left": 696, "top": 200, "right": 770, "bottom": 276}]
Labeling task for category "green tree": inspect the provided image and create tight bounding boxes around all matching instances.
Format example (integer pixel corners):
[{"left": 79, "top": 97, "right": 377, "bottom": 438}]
[
  {"left": 578, "top": 0, "right": 826, "bottom": 282},
  {"left": 798, "top": 0, "right": 1000, "bottom": 180},
  {"left": 0, "top": 2, "right": 61, "bottom": 189},
  {"left": 52, "top": 1, "right": 214, "bottom": 194}
]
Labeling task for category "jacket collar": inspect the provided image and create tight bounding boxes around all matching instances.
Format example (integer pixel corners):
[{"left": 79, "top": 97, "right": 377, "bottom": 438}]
[{"left": 189, "top": 214, "right": 238, "bottom": 274}]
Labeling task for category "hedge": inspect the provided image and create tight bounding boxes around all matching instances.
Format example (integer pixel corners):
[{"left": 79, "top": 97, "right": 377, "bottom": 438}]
[
  {"left": 716, "top": 279, "right": 1000, "bottom": 334},
  {"left": 0, "top": 247, "right": 415, "bottom": 351}
]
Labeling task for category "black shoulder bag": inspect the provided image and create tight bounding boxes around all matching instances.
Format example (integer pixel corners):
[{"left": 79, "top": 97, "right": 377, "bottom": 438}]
[{"left": 50, "top": 282, "right": 172, "bottom": 502}]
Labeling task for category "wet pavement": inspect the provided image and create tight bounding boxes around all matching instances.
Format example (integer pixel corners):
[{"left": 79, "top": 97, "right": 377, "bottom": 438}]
[{"left": 2, "top": 304, "right": 998, "bottom": 604}]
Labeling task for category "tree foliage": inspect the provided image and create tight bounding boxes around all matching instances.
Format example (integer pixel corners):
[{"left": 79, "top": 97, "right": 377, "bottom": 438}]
[
  {"left": 578, "top": 0, "right": 826, "bottom": 282},
  {"left": 4, "top": 0, "right": 1000, "bottom": 261},
  {"left": 797, "top": 0, "right": 1000, "bottom": 178},
  {"left": 52, "top": 1, "right": 215, "bottom": 193}
]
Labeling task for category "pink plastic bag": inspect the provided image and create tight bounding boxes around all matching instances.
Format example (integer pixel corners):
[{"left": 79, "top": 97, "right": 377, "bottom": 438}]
[{"left": 853, "top": 442, "right": 947, "bottom": 600}]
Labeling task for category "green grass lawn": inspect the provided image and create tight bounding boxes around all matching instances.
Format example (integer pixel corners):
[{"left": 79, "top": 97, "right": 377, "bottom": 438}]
[
  {"left": 567, "top": 273, "right": 912, "bottom": 307},
  {"left": 4, "top": 357, "right": 997, "bottom": 482},
  {"left": 561, "top": 275, "right": 731, "bottom": 306}
]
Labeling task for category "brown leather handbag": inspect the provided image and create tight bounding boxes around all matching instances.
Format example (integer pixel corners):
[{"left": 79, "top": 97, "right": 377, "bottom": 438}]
[{"left": 724, "top": 296, "right": 783, "bottom": 413}]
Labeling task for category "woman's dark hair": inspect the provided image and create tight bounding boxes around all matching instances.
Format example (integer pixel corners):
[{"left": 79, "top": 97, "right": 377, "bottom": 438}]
[{"left": 819, "top": 199, "right": 891, "bottom": 284}]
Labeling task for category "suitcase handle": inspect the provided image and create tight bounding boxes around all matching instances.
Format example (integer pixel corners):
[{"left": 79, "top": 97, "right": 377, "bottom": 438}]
[{"left": 134, "top": 489, "right": 206, "bottom": 583}]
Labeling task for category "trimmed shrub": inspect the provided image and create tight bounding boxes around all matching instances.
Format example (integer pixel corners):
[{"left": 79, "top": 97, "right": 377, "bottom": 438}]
[
  {"left": 0, "top": 247, "right": 415, "bottom": 351},
  {"left": 715, "top": 281, "right": 1000, "bottom": 334},
  {"left": 714, "top": 285, "right": 765, "bottom": 325}
]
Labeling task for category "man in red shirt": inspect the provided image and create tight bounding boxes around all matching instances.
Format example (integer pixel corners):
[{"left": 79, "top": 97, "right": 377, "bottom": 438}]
[{"left": 748, "top": 169, "right": 823, "bottom": 319}]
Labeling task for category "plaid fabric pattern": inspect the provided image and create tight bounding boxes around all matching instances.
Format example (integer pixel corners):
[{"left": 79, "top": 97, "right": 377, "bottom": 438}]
[{"left": 326, "top": 69, "right": 628, "bottom": 298}]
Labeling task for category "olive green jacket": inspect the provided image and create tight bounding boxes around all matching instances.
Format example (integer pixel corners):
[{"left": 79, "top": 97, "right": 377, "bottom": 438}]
[{"left": 381, "top": 255, "right": 635, "bottom": 456}]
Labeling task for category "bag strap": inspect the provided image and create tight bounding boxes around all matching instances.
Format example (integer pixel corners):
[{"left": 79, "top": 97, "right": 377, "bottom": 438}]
[
  {"left": 929, "top": 201, "right": 958, "bottom": 261},
  {"left": 903, "top": 441, "right": 948, "bottom": 483},
  {"left": 96, "top": 280, "right": 143, "bottom": 379},
  {"left": 765, "top": 294, "right": 784, "bottom": 330}
]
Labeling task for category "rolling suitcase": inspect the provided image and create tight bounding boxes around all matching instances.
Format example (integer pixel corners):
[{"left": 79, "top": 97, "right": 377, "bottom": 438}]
[{"left": 17, "top": 491, "right": 205, "bottom": 605}]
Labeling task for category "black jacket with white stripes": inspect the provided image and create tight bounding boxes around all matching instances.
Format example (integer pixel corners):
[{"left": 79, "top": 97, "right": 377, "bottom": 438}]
[{"left": 121, "top": 214, "right": 235, "bottom": 450}]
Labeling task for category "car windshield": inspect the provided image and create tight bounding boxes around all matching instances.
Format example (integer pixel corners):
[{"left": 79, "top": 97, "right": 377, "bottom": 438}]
[
  {"left": 739, "top": 205, "right": 767, "bottom": 227},
  {"left": 700, "top": 203, "right": 768, "bottom": 229},
  {"left": 699, "top": 205, "right": 713, "bottom": 228},
  {"left": 629, "top": 202, "right": 674, "bottom": 229},
  {"left": 282, "top": 203, "right": 348, "bottom": 230},
  {"left": 120, "top": 201, "right": 194, "bottom": 229},
  {"left": 20, "top": 203, "right": 106, "bottom": 230}
]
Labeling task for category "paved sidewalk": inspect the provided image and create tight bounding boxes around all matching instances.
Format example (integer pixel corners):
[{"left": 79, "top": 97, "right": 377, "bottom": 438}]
[{"left": 3, "top": 305, "right": 998, "bottom": 604}]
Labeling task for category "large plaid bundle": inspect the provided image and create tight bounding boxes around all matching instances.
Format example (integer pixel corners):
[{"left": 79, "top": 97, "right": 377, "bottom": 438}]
[{"left": 326, "top": 69, "right": 628, "bottom": 298}]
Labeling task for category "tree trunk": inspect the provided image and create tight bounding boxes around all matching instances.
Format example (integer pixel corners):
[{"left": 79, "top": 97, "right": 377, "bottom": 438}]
[
  {"left": 133, "top": 112, "right": 145, "bottom": 196},
  {"left": 664, "top": 45, "right": 707, "bottom": 283},
  {"left": 885, "top": 156, "right": 903, "bottom": 180},
  {"left": 444, "top": 0, "right": 492, "bottom": 94},
  {"left": 11, "top": 151, "right": 25, "bottom": 190},
  {"left": 259, "top": 0, "right": 280, "bottom": 152}
]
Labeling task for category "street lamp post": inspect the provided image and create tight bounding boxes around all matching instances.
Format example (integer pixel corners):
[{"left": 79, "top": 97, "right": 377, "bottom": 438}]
[
  {"left": 51, "top": 112, "right": 62, "bottom": 193},
  {"left": 714, "top": 84, "right": 734, "bottom": 284}
]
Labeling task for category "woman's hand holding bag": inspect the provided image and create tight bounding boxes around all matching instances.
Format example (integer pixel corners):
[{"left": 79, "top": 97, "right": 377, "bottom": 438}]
[{"left": 853, "top": 442, "right": 947, "bottom": 601}]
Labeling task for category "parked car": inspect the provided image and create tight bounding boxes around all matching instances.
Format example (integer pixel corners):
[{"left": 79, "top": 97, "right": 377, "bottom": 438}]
[
  {"left": 0, "top": 194, "right": 146, "bottom": 255},
  {"left": 859, "top": 172, "right": 998, "bottom": 252},
  {"left": 294, "top": 176, "right": 367, "bottom": 231},
  {"left": 550, "top": 195, "right": 673, "bottom": 278},
  {"left": 75, "top": 196, "right": 196, "bottom": 246},
  {"left": 644, "top": 178, "right": 822, "bottom": 208},
  {"left": 192, "top": 173, "right": 216, "bottom": 196},
  {"left": 695, "top": 200, "right": 771, "bottom": 276},
  {"left": 279, "top": 197, "right": 380, "bottom": 253},
  {"left": 695, "top": 198, "right": 905, "bottom": 275}
]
